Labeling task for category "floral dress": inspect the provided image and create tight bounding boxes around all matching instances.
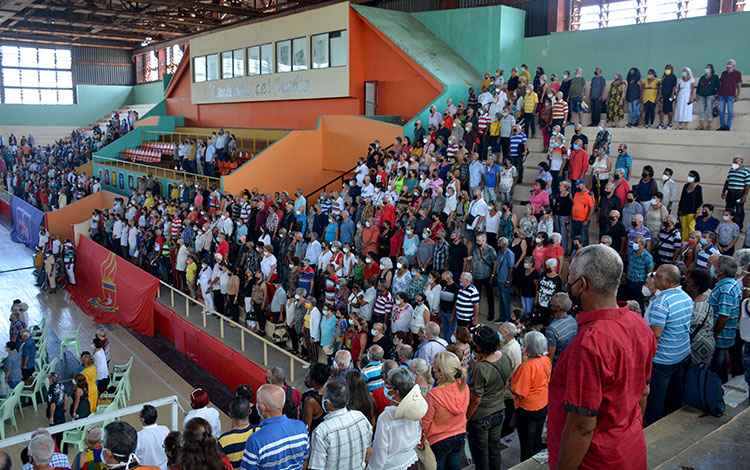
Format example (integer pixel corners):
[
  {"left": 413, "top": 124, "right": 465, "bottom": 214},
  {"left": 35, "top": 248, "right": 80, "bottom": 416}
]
[
  {"left": 519, "top": 215, "right": 538, "bottom": 239},
  {"left": 607, "top": 81, "right": 624, "bottom": 123}
]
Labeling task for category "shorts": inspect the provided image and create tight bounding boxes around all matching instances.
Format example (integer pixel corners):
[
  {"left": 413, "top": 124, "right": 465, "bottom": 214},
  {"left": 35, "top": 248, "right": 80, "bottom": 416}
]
[
  {"left": 570, "top": 96, "right": 583, "bottom": 113},
  {"left": 662, "top": 97, "right": 674, "bottom": 113}
]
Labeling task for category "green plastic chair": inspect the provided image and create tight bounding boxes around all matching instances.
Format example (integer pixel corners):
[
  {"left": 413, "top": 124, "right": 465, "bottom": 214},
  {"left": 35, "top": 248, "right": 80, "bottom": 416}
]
[
  {"left": 59, "top": 325, "right": 81, "bottom": 359},
  {"left": 5, "top": 382, "right": 24, "bottom": 420},
  {"left": 0, "top": 395, "right": 18, "bottom": 439},
  {"left": 60, "top": 426, "right": 86, "bottom": 453},
  {"left": 31, "top": 319, "right": 48, "bottom": 341},
  {"left": 19, "top": 369, "right": 47, "bottom": 411},
  {"left": 110, "top": 357, "right": 133, "bottom": 400}
]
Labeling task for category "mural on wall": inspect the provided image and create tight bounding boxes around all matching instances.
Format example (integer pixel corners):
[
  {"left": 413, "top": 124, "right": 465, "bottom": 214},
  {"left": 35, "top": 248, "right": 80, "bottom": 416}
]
[
  {"left": 128, "top": 175, "right": 134, "bottom": 190},
  {"left": 104, "top": 170, "right": 110, "bottom": 185},
  {"left": 119, "top": 173, "right": 125, "bottom": 190}
]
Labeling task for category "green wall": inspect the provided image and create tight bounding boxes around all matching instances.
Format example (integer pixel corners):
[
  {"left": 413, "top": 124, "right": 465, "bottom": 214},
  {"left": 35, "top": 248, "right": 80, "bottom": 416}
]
[
  {"left": 522, "top": 12, "right": 750, "bottom": 79},
  {"left": 127, "top": 81, "right": 165, "bottom": 105},
  {"left": 0, "top": 84, "right": 132, "bottom": 126},
  {"left": 414, "top": 5, "right": 525, "bottom": 80}
]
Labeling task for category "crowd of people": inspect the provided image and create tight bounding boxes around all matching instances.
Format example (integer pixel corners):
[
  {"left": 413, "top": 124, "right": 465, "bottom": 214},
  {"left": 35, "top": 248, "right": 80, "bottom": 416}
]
[{"left": 174, "top": 128, "right": 242, "bottom": 177}]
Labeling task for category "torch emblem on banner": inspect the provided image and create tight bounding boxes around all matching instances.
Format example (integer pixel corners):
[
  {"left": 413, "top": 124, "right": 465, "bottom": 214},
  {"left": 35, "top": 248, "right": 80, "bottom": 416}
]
[{"left": 88, "top": 252, "right": 119, "bottom": 312}]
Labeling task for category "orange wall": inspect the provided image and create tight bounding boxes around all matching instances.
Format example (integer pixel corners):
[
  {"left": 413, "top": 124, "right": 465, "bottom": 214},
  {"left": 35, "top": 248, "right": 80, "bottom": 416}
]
[
  {"left": 348, "top": 8, "right": 443, "bottom": 120},
  {"left": 164, "top": 5, "right": 443, "bottom": 131},
  {"left": 222, "top": 115, "right": 401, "bottom": 196},
  {"left": 46, "top": 191, "right": 120, "bottom": 240}
]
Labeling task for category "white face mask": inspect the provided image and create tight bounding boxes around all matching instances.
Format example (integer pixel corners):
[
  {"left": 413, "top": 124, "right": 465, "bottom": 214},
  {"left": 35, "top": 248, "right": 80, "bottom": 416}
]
[
  {"left": 687, "top": 176, "right": 695, "bottom": 183},
  {"left": 732, "top": 163, "right": 740, "bottom": 171},
  {"left": 662, "top": 174, "right": 669, "bottom": 181}
]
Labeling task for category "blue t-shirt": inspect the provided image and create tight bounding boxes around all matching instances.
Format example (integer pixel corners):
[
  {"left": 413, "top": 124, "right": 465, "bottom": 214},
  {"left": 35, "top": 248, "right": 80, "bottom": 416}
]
[
  {"left": 646, "top": 287, "right": 693, "bottom": 365},
  {"left": 20, "top": 338, "right": 35, "bottom": 370},
  {"left": 339, "top": 219, "right": 355, "bottom": 245},
  {"left": 708, "top": 277, "right": 742, "bottom": 349},
  {"left": 484, "top": 164, "right": 501, "bottom": 189},
  {"left": 695, "top": 215, "right": 719, "bottom": 234},
  {"left": 323, "top": 222, "right": 338, "bottom": 243}
]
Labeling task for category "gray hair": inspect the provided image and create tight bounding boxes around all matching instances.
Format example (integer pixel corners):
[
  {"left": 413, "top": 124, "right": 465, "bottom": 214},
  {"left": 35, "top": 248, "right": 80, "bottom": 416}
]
[
  {"left": 498, "top": 237, "right": 508, "bottom": 246},
  {"left": 550, "top": 293, "right": 572, "bottom": 313},
  {"left": 396, "top": 343, "right": 413, "bottom": 361},
  {"left": 29, "top": 434, "right": 55, "bottom": 466},
  {"left": 267, "top": 366, "right": 286, "bottom": 385},
  {"left": 323, "top": 377, "right": 349, "bottom": 409},
  {"left": 499, "top": 321, "right": 518, "bottom": 337},
  {"left": 703, "top": 231, "right": 716, "bottom": 242},
  {"left": 718, "top": 255, "right": 739, "bottom": 278},
  {"left": 368, "top": 345, "right": 384, "bottom": 362},
  {"left": 524, "top": 331, "right": 548, "bottom": 357},
  {"left": 295, "top": 287, "right": 308, "bottom": 298},
  {"left": 550, "top": 232, "right": 561, "bottom": 244},
  {"left": 256, "top": 384, "right": 285, "bottom": 410},
  {"left": 387, "top": 367, "right": 416, "bottom": 399},
  {"left": 335, "top": 350, "right": 352, "bottom": 369},
  {"left": 569, "top": 244, "right": 623, "bottom": 294},
  {"left": 409, "top": 358, "right": 433, "bottom": 385},
  {"left": 734, "top": 249, "right": 750, "bottom": 268},
  {"left": 461, "top": 272, "right": 473, "bottom": 284},
  {"left": 615, "top": 168, "right": 626, "bottom": 177},
  {"left": 381, "top": 359, "right": 398, "bottom": 377},
  {"left": 382, "top": 257, "right": 394, "bottom": 270},
  {"left": 600, "top": 235, "right": 612, "bottom": 244},
  {"left": 425, "top": 322, "right": 440, "bottom": 338}
]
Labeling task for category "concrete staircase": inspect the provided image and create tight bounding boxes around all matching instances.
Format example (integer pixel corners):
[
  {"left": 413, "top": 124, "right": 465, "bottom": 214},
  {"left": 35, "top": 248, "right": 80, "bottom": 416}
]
[{"left": 79, "top": 103, "right": 157, "bottom": 137}]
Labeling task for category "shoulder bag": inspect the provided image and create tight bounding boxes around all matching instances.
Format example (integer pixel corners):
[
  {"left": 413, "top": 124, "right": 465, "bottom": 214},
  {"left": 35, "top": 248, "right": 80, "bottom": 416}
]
[{"left": 415, "top": 430, "right": 437, "bottom": 470}]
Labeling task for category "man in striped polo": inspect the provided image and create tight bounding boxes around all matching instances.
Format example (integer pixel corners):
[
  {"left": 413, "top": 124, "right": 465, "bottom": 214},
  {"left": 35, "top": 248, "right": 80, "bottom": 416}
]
[
  {"left": 721, "top": 156, "right": 750, "bottom": 229},
  {"left": 452, "top": 272, "right": 480, "bottom": 328},
  {"left": 643, "top": 264, "right": 693, "bottom": 425}
]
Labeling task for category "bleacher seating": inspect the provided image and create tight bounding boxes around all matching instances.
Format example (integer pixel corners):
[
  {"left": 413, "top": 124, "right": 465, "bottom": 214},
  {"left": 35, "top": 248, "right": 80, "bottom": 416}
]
[{"left": 120, "top": 142, "right": 174, "bottom": 164}]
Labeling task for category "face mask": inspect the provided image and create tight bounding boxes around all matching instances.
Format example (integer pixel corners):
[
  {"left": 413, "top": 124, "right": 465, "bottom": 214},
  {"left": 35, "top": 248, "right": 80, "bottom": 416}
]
[
  {"left": 632, "top": 220, "right": 638, "bottom": 227},
  {"left": 702, "top": 211, "right": 709, "bottom": 217},
  {"left": 632, "top": 242, "right": 640, "bottom": 251},
  {"left": 727, "top": 64, "right": 733, "bottom": 70},
  {"left": 405, "top": 230, "right": 412, "bottom": 236},
  {"left": 567, "top": 280, "right": 582, "bottom": 306},
  {"left": 705, "top": 68, "right": 711, "bottom": 74},
  {"left": 732, "top": 163, "right": 740, "bottom": 171},
  {"left": 651, "top": 198, "right": 658, "bottom": 205},
  {"left": 534, "top": 185, "right": 540, "bottom": 191},
  {"left": 665, "top": 69, "right": 671, "bottom": 75},
  {"left": 723, "top": 215, "right": 731, "bottom": 222},
  {"left": 573, "top": 144, "right": 580, "bottom": 150},
  {"left": 642, "top": 284, "right": 653, "bottom": 298},
  {"left": 642, "top": 173, "right": 648, "bottom": 179},
  {"left": 396, "top": 262, "right": 403, "bottom": 269},
  {"left": 598, "top": 125, "right": 603, "bottom": 132},
  {"left": 535, "top": 237, "right": 542, "bottom": 244},
  {"left": 365, "top": 222, "right": 371, "bottom": 227},
  {"left": 699, "top": 238, "right": 708, "bottom": 246},
  {"left": 681, "top": 71, "right": 687, "bottom": 78},
  {"left": 411, "top": 271, "right": 418, "bottom": 277},
  {"left": 465, "top": 126, "right": 471, "bottom": 132},
  {"left": 662, "top": 174, "right": 669, "bottom": 181},
  {"left": 710, "top": 265, "right": 718, "bottom": 279},
  {"left": 523, "top": 263, "right": 530, "bottom": 269},
  {"left": 687, "top": 176, "right": 695, "bottom": 183},
  {"left": 366, "top": 258, "right": 372, "bottom": 263},
  {"left": 609, "top": 216, "right": 617, "bottom": 222},
  {"left": 422, "top": 233, "right": 428, "bottom": 239},
  {"left": 563, "top": 74, "right": 569, "bottom": 79},
  {"left": 383, "top": 387, "right": 394, "bottom": 401},
  {"left": 614, "top": 174, "right": 620, "bottom": 180}
]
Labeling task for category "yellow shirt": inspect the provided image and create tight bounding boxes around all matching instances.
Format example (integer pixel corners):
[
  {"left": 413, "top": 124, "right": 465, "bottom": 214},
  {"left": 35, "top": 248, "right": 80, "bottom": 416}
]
[
  {"left": 170, "top": 188, "right": 179, "bottom": 200},
  {"left": 489, "top": 121, "right": 502, "bottom": 137},
  {"left": 643, "top": 78, "right": 660, "bottom": 103},
  {"left": 520, "top": 70, "right": 531, "bottom": 83},
  {"left": 144, "top": 197, "right": 154, "bottom": 212},
  {"left": 82, "top": 366, "right": 98, "bottom": 412},
  {"left": 186, "top": 262, "right": 197, "bottom": 282},
  {"left": 481, "top": 78, "right": 492, "bottom": 89},
  {"left": 304, "top": 311, "right": 311, "bottom": 329},
  {"left": 523, "top": 92, "right": 538, "bottom": 113}
]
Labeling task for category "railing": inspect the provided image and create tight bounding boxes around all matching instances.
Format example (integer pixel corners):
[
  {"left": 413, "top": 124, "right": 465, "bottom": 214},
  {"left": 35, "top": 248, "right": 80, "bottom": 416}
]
[
  {"left": 92, "top": 155, "right": 221, "bottom": 188},
  {"left": 0, "top": 395, "right": 184, "bottom": 448},
  {"left": 305, "top": 165, "right": 358, "bottom": 200},
  {"left": 142, "top": 130, "right": 274, "bottom": 154},
  {"left": 0, "top": 187, "right": 11, "bottom": 203},
  {"left": 157, "top": 281, "right": 309, "bottom": 383}
]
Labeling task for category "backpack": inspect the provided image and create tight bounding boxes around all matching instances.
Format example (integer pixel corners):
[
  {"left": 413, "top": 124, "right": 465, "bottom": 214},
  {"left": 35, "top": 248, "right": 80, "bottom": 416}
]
[
  {"left": 282, "top": 385, "right": 298, "bottom": 419},
  {"left": 683, "top": 365, "right": 725, "bottom": 417}
]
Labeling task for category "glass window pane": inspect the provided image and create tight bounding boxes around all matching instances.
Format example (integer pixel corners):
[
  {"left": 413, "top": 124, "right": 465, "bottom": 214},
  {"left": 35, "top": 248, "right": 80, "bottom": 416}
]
[
  {"left": 40, "top": 89, "right": 57, "bottom": 104},
  {"left": 19, "top": 47, "right": 38, "bottom": 67},
  {"left": 4, "top": 88, "right": 22, "bottom": 104},
  {"left": 39, "top": 70, "right": 56, "bottom": 87},
  {"left": 206, "top": 54, "right": 219, "bottom": 81},
  {"left": 1, "top": 45, "right": 19, "bottom": 67},
  {"left": 2, "top": 68, "right": 21, "bottom": 87},
  {"left": 221, "top": 51, "right": 233, "bottom": 79},
  {"left": 194, "top": 56, "right": 207, "bottom": 82},
  {"left": 58, "top": 89, "right": 73, "bottom": 105},
  {"left": 311, "top": 33, "right": 329, "bottom": 69},
  {"left": 55, "top": 49, "right": 72, "bottom": 69},
  {"left": 22, "top": 89, "right": 40, "bottom": 105},
  {"left": 233, "top": 49, "right": 244, "bottom": 77},
  {"left": 276, "top": 40, "right": 291, "bottom": 73},
  {"left": 260, "top": 44, "right": 273, "bottom": 74},
  {"left": 21, "top": 69, "right": 39, "bottom": 87},
  {"left": 57, "top": 71, "right": 72, "bottom": 88},
  {"left": 247, "top": 46, "right": 260, "bottom": 76},
  {"left": 330, "top": 30, "right": 347, "bottom": 67},
  {"left": 292, "top": 37, "right": 307, "bottom": 71},
  {"left": 38, "top": 49, "right": 56, "bottom": 68}
]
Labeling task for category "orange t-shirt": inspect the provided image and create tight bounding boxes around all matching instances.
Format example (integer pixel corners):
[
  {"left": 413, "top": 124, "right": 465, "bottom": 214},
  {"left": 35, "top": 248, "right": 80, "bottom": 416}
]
[
  {"left": 510, "top": 355, "right": 552, "bottom": 411},
  {"left": 571, "top": 190, "right": 594, "bottom": 222}
]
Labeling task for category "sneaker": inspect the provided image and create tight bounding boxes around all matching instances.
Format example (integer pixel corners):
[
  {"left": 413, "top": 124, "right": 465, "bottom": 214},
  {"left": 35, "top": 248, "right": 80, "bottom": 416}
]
[
  {"left": 494, "top": 319, "right": 503, "bottom": 324},
  {"left": 667, "top": 124, "right": 673, "bottom": 130},
  {"left": 657, "top": 124, "right": 664, "bottom": 129}
]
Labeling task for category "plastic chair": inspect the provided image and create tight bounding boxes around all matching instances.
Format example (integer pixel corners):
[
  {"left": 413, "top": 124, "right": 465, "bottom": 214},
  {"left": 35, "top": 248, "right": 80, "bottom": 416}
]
[
  {"left": 30, "top": 319, "right": 47, "bottom": 341},
  {"left": 6, "top": 382, "right": 24, "bottom": 420},
  {"left": 0, "top": 394, "right": 19, "bottom": 439},
  {"left": 59, "top": 325, "right": 81, "bottom": 358},
  {"left": 19, "top": 369, "right": 46, "bottom": 411},
  {"left": 60, "top": 427, "right": 86, "bottom": 452}
]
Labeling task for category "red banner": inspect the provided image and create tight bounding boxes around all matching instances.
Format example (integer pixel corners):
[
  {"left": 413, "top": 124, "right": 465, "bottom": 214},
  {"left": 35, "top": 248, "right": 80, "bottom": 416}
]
[{"left": 68, "top": 236, "right": 157, "bottom": 336}]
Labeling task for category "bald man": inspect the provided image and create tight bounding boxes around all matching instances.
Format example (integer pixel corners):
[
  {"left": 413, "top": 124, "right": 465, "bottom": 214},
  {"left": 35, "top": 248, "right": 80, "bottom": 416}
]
[
  {"left": 643, "top": 264, "right": 693, "bottom": 426},
  {"left": 240, "top": 385, "right": 308, "bottom": 470}
]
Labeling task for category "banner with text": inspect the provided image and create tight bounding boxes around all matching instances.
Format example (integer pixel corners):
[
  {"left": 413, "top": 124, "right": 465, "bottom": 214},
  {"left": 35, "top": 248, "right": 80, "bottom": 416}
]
[{"left": 9, "top": 196, "right": 44, "bottom": 249}]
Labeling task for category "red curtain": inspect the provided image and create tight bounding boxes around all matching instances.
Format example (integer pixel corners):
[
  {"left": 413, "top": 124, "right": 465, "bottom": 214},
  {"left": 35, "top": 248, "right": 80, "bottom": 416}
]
[{"left": 68, "top": 236, "right": 158, "bottom": 336}]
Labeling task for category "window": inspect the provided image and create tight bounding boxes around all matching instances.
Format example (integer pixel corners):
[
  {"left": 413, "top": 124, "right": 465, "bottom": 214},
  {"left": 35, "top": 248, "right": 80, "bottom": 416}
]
[
  {"left": 135, "top": 44, "right": 184, "bottom": 84},
  {"left": 206, "top": 54, "right": 219, "bottom": 81},
  {"left": 276, "top": 40, "right": 291, "bottom": 73},
  {"left": 573, "top": 0, "right": 708, "bottom": 30},
  {"left": 310, "top": 30, "right": 347, "bottom": 69},
  {"left": 0, "top": 45, "right": 73, "bottom": 104},
  {"left": 194, "top": 56, "right": 207, "bottom": 82},
  {"left": 233, "top": 49, "right": 244, "bottom": 77},
  {"left": 248, "top": 44, "right": 273, "bottom": 76},
  {"left": 292, "top": 37, "right": 307, "bottom": 71},
  {"left": 221, "top": 49, "right": 244, "bottom": 79}
]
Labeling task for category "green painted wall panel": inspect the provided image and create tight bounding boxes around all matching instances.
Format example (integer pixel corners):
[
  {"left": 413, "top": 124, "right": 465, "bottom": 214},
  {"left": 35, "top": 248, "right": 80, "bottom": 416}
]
[
  {"left": 131, "top": 82, "right": 164, "bottom": 105},
  {"left": 522, "top": 12, "right": 750, "bottom": 79},
  {"left": 0, "top": 84, "right": 132, "bottom": 126},
  {"left": 414, "top": 6, "right": 525, "bottom": 79}
]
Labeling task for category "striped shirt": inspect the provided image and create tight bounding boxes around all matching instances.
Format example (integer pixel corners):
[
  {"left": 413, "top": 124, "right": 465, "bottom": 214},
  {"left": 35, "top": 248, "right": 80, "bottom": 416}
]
[
  {"left": 309, "top": 409, "right": 373, "bottom": 470},
  {"left": 545, "top": 315, "right": 578, "bottom": 367},
  {"left": 446, "top": 142, "right": 459, "bottom": 158},
  {"left": 645, "top": 287, "right": 693, "bottom": 365},
  {"left": 552, "top": 101, "right": 568, "bottom": 120},
  {"left": 455, "top": 284, "right": 480, "bottom": 321},
  {"left": 696, "top": 244, "right": 720, "bottom": 269},
  {"left": 510, "top": 132, "right": 527, "bottom": 156},
  {"left": 361, "top": 360, "right": 384, "bottom": 391},
  {"left": 241, "top": 415, "right": 308, "bottom": 470},
  {"left": 656, "top": 228, "right": 681, "bottom": 263},
  {"left": 708, "top": 277, "right": 742, "bottom": 348},
  {"left": 477, "top": 113, "right": 492, "bottom": 133},
  {"left": 220, "top": 425, "right": 258, "bottom": 469},
  {"left": 725, "top": 166, "right": 750, "bottom": 191},
  {"left": 373, "top": 292, "right": 393, "bottom": 320}
]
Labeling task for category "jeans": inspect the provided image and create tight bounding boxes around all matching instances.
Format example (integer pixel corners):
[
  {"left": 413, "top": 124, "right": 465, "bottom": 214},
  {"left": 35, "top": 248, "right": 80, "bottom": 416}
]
[
  {"left": 720, "top": 95, "right": 735, "bottom": 129},
  {"left": 500, "top": 137, "right": 511, "bottom": 161},
  {"left": 205, "top": 161, "right": 215, "bottom": 177},
  {"left": 523, "top": 112, "right": 535, "bottom": 137},
  {"left": 497, "top": 281, "right": 511, "bottom": 322},
  {"left": 645, "top": 357, "right": 689, "bottom": 426},
  {"left": 743, "top": 343, "right": 750, "bottom": 402},
  {"left": 549, "top": 170, "right": 561, "bottom": 199},
  {"left": 517, "top": 406, "right": 547, "bottom": 461},
  {"left": 442, "top": 308, "right": 456, "bottom": 343},
  {"left": 628, "top": 100, "right": 640, "bottom": 125},
  {"left": 511, "top": 155, "right": 525, "bottom": 184},
  {"left": 710, "top": 346, "right": 731, "bottom": 384},
  {"left": 589, "top": 97, "right": 603, "bottom": 126},
  {"left": 699, "top": 95, "right": 716, "bottom": 122},
  {"left": 725, "top": 189, "right": 745, "bottom": 230},
  {"left": 570, "top": 219, "right": 589, "bottom": 246},
  {"left": 521, "top": 296, "right": 534, "bottom": 314},
  {"left": 468, "top": 409, "right": 505, "bottom": 470},
  {"left": 625, "top": 279, "right": 646, "bottom": 313},
  {"left": 475, "top": 276, "right": 495, "bottom": 321},
  {"left": 644, "top": 101, "right": 656, "bottom": 126},
  {"left": 431, "top": 433, "right": 465, "bottom": 470},
  {"left": 554, "top": 215, "right": 570, "bottom": 252}
]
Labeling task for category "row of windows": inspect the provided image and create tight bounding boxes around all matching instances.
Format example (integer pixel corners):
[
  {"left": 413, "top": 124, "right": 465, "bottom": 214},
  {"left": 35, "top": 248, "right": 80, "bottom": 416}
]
[
  {"left": 193, "top": 30, "right": 347, "bottom": 83},
  {"left": 574, "top": 0, "right": 708, "bottom": 30},
  {"left": 0, "top": 45, "right": 74, "bottom": 104}
]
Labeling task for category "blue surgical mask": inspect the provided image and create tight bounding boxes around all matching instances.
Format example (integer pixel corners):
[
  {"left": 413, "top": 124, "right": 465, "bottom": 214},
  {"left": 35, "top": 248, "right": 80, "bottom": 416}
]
[
  {"left": 598, "top": 125, "right": 603, "bottom": 132},
  {"left": 682, "top": 71, "right": 687, "bottom": 78},
  {"left": 632, "top": 242, "right": 640, "bottom": 251},
  {"left": 699, "top": 238, "right": 708, "bottom": 246},
  {"left": 383, "top": 387, "right": 393, "bottom": 401},
  {"left": 573, "top": 144, "right": 580, "bottom": 150},
  {"left": 710, "top": 265, "right": 718, "bottom": 279},
  {"left": 371, "top": 328, "right": 377, "bottom": 336}
]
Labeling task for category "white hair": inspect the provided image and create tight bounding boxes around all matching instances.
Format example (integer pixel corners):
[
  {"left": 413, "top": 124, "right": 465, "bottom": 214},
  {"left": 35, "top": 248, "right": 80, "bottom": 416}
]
[
  {"left": 29, "top": 434, "right": 55, "bottom": 466},
  {"left": 569, "top": 244, "right": 623, "bottom": 294},
  {"left": 524, "top": 331, "right": 548, "bottom": 357}
]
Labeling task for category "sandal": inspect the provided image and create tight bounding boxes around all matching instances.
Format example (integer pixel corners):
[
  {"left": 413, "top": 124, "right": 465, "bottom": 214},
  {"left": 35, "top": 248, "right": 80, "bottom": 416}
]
[{"left": 696, "top": 124, "right": 704, "bottom": 130}]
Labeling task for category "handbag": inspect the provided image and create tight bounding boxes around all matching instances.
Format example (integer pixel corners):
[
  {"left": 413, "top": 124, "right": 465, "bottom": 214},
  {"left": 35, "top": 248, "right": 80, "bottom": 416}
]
[
  {"left": 415, "top": 431, "right": 437, "bottom": 470},
  {"left": 683, "top": 365, "right": 725, "bottom": 416},
  {"left": 712, "top": 100, "right": 720, "bottom": 118}
]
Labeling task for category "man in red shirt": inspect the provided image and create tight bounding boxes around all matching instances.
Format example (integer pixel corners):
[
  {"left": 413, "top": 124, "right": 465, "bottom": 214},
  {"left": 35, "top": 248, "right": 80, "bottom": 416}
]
[
  {"left": 718, "top": 59, "right": 742, "bottom": 131},
  {"left": 548, "top": 244, "right": 656, "bottom": 470},
  {"left": 568, "top": 138, "right": 589, "bottom": 190}
]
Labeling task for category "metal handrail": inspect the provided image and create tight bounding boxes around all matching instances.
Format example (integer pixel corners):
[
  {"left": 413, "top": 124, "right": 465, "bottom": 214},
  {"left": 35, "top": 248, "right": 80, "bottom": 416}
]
[
  {"left": 305, "top": 165, "right": 358, "bottom": 200},
  {"left": 156, "top": 280, "right": 309, "bottom": 383},
  {"left": 0, "top": 395, "right": 184, "bottom": 448},
  {"left": 92, "top": 155, "right": 221, "bottom": 188},
  {"left": 142, "top": 129, "right": 273, "bottom": 154}
]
